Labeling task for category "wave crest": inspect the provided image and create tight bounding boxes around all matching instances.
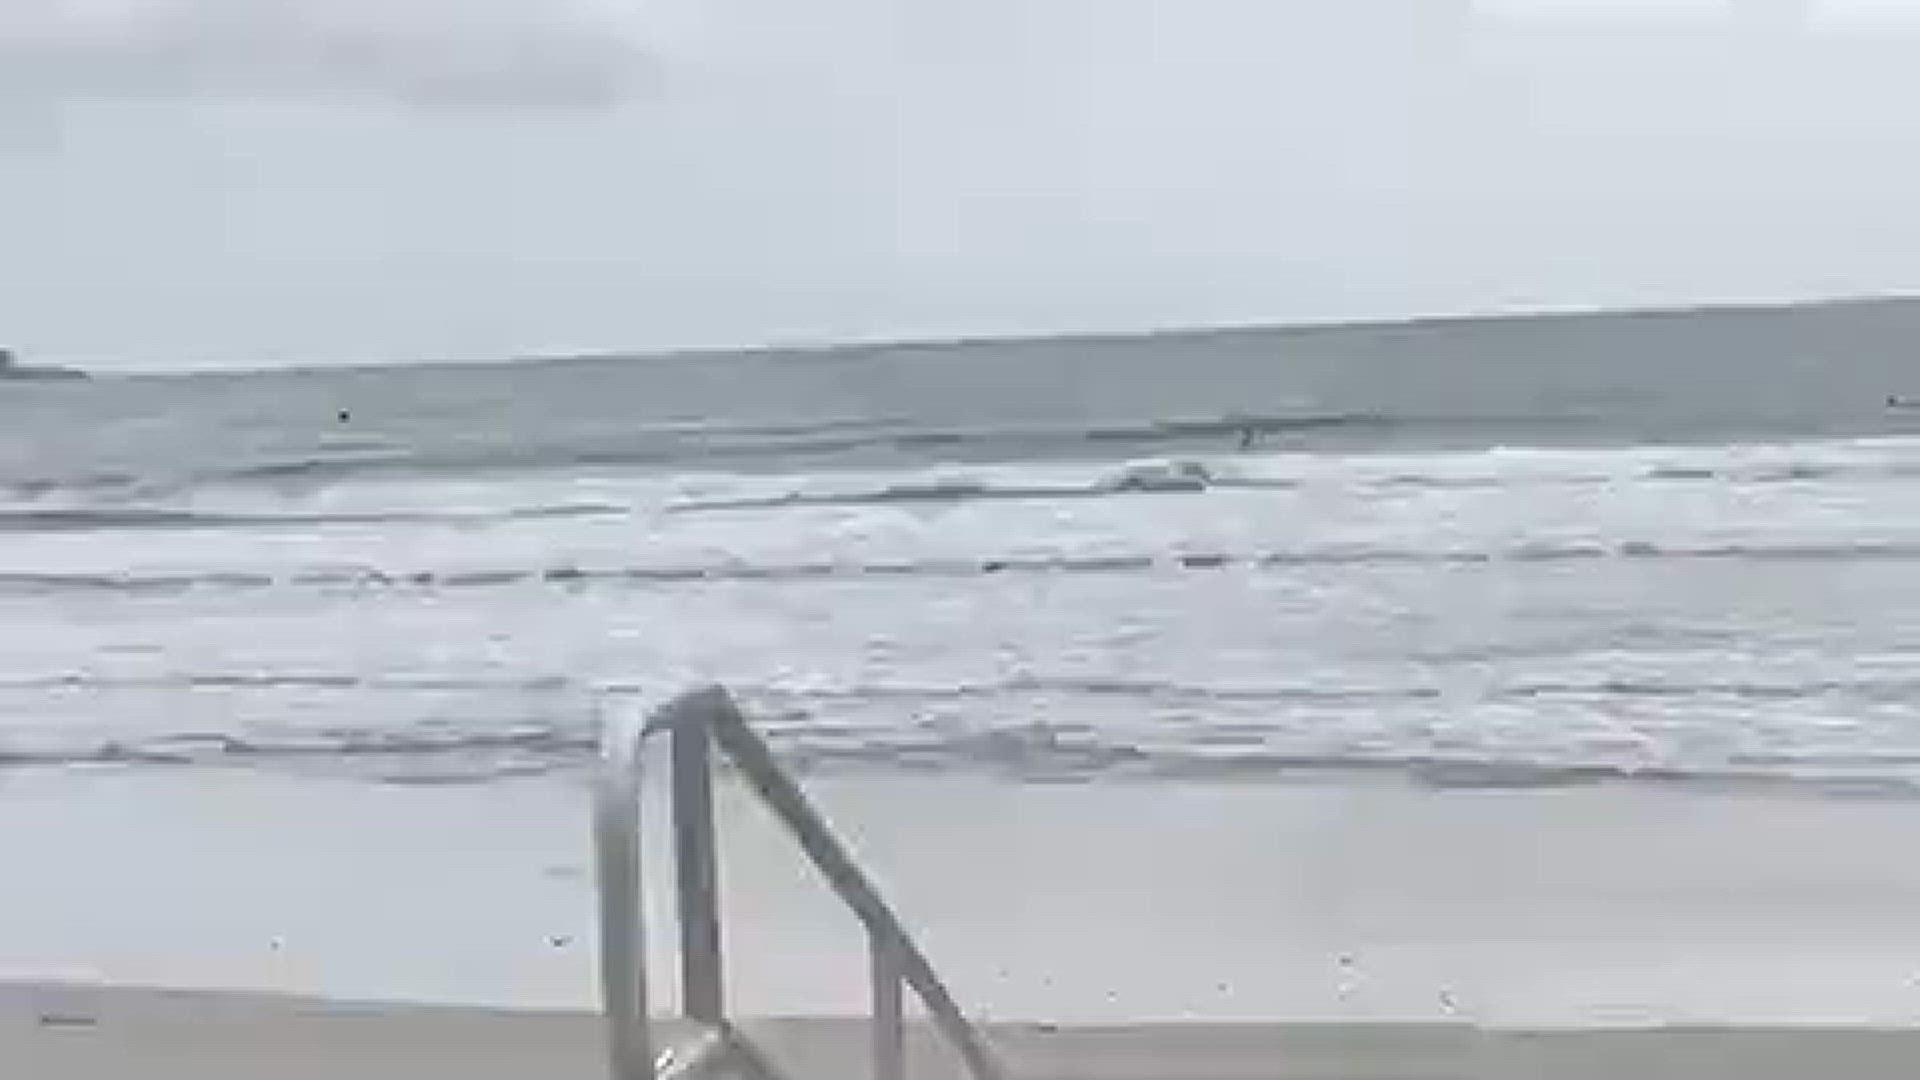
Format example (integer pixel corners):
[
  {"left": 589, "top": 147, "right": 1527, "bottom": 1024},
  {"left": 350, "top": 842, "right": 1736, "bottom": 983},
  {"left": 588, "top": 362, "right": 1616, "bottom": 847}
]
[{"left": 7, "top": 538, "right": 1920, "bottom": 597}]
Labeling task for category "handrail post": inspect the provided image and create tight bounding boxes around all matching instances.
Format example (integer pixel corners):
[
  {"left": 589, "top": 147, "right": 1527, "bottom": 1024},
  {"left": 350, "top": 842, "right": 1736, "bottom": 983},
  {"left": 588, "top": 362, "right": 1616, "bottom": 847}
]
[
  {"left": 672, "top": 704, "right": 726, "bottom": 1025},
  {"left": 595, "top": 705, "right": 653, "bottom": 1080},
  {"left": 598, "top": 685, "right": 1007, "bottom": 1080},
  {"left": 703, "top": 694, "right": 1008, "bottom": 1080},
  {"left": 871, "top": 931, "right": 906, "bottom": 1080}
]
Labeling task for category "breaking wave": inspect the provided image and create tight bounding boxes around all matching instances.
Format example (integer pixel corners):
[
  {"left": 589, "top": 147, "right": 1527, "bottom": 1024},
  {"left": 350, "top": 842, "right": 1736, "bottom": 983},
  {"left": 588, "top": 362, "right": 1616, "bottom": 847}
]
[
  {"left": 0, "top": 502, "right": 628, "bottom": 534},
  {"left": 8, "top": 538, "right": 1920, "bottom": 596},
  {"left": 663, "top": 438, "right": 1920, "bottom": 515},
  {"left": 7, "top": 668, "right": 1920, "bottom": 795},
  {"left": 2, "top": 410, "right": 1411, "bottom": 498},
  {"left": 5, "top": 434, "right": 1920, "bottom": 538}
]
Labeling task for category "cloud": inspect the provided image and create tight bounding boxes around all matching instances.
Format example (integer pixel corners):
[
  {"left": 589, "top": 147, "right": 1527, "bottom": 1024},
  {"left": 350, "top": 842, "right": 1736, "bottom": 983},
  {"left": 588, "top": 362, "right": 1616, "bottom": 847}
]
[{"left": 0, "top": 0, "right": 651, "bottom": 112}]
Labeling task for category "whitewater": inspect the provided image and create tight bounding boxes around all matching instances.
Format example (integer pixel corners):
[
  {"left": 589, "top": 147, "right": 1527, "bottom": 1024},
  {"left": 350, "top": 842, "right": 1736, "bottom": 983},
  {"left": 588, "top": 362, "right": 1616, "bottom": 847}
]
[{"left": 6, "top": 307, "right": 1920, "bottom": 794}]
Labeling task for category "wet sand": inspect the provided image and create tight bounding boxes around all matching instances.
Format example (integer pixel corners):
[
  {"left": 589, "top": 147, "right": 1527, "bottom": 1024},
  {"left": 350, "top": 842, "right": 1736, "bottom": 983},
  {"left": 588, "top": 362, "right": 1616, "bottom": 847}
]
[{"left": 13, "top": 981, "right": 1920, "bottom": 1079}]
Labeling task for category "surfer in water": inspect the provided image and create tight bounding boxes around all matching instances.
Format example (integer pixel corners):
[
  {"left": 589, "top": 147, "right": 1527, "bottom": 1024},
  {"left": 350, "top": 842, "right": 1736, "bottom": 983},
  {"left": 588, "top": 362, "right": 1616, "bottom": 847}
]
[{"left": 1237, "top": 425, "right": 1258, "bottom": 450}]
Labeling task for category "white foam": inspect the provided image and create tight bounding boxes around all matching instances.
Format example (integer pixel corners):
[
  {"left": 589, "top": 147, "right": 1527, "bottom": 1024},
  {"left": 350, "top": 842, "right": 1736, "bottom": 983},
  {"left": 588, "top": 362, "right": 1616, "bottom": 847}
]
[{"left": 6, "top": 434, "right": 1920, "bottom": 788}]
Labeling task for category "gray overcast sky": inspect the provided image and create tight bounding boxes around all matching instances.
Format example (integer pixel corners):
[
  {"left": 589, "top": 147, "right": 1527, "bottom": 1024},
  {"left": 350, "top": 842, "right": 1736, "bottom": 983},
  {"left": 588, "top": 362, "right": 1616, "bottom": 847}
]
[{"left": 3, "top": 0, "right": 1920, "bottom": 370}]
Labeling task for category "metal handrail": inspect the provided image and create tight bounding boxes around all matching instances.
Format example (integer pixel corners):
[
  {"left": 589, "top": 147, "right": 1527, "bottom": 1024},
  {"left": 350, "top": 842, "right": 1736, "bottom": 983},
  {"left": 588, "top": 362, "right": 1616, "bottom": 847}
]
[{"left": 595, "top": 685, "right": 1010, "bottom": 1080}]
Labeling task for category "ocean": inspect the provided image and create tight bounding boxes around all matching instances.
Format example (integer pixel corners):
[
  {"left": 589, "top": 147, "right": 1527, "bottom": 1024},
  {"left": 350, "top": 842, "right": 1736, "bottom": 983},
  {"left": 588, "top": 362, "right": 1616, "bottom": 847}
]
[
  {"left": 11, "top": 300, "right": 1920, "bottom": 1021},
  {"left": 6, "top": 300, "right": 1920, "bottom": 793}
]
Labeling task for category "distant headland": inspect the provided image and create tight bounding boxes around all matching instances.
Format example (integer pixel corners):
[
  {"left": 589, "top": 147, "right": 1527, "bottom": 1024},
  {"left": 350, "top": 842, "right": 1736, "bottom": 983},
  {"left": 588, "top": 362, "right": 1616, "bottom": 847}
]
[{"left": 0, "top": 348, "right": 87, "bottom": 381}]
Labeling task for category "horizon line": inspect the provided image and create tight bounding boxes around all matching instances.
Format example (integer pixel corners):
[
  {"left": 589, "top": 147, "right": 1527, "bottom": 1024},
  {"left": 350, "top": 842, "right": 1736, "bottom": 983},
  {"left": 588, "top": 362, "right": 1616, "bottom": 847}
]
[{"left": 86, "top": 289, "right": 1920, "bottom": 379}]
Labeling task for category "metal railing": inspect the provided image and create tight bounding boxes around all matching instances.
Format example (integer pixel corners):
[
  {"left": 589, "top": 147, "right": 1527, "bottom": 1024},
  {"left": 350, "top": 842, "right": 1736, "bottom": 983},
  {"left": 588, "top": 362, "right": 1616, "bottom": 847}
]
[{"left": 595, "top": 685, "right": 1009, "bottom": 1080}]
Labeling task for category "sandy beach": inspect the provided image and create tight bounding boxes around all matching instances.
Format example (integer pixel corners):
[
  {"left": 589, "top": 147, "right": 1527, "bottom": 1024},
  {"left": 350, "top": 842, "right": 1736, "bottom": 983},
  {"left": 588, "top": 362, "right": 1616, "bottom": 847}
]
[
  {"left": 14, "top": 980, "right": 1920, "bottom": 1079},
  {"left": 11, "top": 693, "right": 1920, "bottom": 1080},
  {"left": 12, "top": 5, "right": 1920, "bottom": 1077},
  {"left": 12, "top": 767, "right": 1920, "bottom": 1023}
]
